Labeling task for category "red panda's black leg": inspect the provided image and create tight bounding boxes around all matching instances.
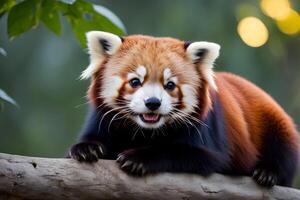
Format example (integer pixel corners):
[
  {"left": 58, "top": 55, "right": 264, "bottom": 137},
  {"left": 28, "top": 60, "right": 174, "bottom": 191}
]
[
  {"left": 252, "top": 168, "right": 278, "bottom": 187},
  {"left": 116, "top": 144, "right": 229, "bottom": 176},
  {"left": 252, "top": 129, "right": 299, "bottom": 187},
  {"left": 67, "top": 107, "right": 110, "bottom": 162},
  {"left": 69, "top": 141, "right": 106, "bottom": 162}
]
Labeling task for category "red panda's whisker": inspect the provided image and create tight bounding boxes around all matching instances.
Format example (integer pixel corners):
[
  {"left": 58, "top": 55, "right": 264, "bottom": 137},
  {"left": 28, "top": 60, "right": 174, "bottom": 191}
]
[
  {"left": 140, "top": 128, "right": 146, "bottom": 138},
  {"left": 168, "top": 112, "right": 188, "bottom": 129},
  {"left": 114, "top": 99, "right": 129, "bottom": 103},
  {"left": 107, "top": 107, "right": 135, "bottom": 132},
  {"left": 171, "top": 103, "right": 200, "bottom": 116},
  {"left": 169, "top": 112, "right": 193, "bottom": 137},
  {"left": 96, "top": 101, "right": 111, "bottom": 110},
  {"left": 75, "top": 100, "right": 92, "bottom": 109},
  {"left": 151, "top": 129, "right": 156, "bottom": 138},
  {"left": 131, "top": 123, "right": 146, "bottom": 139},
  {"left": 159, "top": 125, "right": 167, "bottom": 137},
  {"left": 97, "top": 103, "right": 106, "bottom": 110},
  {"left": 113, "top": 113, "right": 130, "bottom": 121},
  {"left": 169, "top": 111, "right": 191, "bottom": 131},
  {"left": 169, "top": 111, "right": 204, "bottom": 142},
  {"left": 169, "top": 111, "right": 187, "bottom": 124},
  {"left": 175, "top": 110, "right": 204, "bottom": 125},
  {"left": 98, "top": 106, "right": 129, "bottom": 133},
  {"left": 107, "top": 110, "right": 128, "bottom": 132},
  {"left": 75, "top": 94, "right": 95, "bottom": 109},
  {"left": 172, "top": 113, "right": 196, "bottom": 130},
  {"left": 172, "top": 108, "right": 209, "bottom": 128},
  {"left": 114, "top": 99, "right": 131, "bottom": 106},
  {"left": 131, "top": 124, "right": 141, "bottom": 140}
]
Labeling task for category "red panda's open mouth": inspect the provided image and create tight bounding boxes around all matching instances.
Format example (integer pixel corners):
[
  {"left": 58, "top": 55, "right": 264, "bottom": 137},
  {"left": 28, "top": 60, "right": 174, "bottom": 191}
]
[{"left": 139, "top": 113, "right": 161, "bottom": 123}]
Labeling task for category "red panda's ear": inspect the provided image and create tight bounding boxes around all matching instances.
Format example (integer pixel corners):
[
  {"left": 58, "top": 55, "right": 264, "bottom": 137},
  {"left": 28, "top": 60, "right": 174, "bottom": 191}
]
[
  {"left": 81, "top": 31, "right": 123, "bottom": 79},
  {"left": 185, "top": 41, "right": 220, "bottom": 90}
]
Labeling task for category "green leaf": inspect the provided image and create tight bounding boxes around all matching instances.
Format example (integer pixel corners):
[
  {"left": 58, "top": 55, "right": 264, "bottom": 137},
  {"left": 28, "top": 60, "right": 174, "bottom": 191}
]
[
  {"left": 0, "top": 0, "right": 16, "bottom": 17},
  {"left": 0, "top": 89, "right": 18, "bottom": 107},
  {"left": 7, "top": 0, "right": 41, "bottom": 39},
  {"left": 0, "top": 47, "right": 7, "bottom": 56},
  {"left": 41, "top": 0, "right": 61, "bottom": 35},
  {"left": 92, "top": 4, "right": 126, "bottom": 35},
  {"left": 59, "top": 0, "right": 76, "bottom": 5},
  {"left": 93, "top": 5, "right": 126, "bottom": 33},
  {"left": 66, "top": 1, "right": 126, "bottom": 48}
]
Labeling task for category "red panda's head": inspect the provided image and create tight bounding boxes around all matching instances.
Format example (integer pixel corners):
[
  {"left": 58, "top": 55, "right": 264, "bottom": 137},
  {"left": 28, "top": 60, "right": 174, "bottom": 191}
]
[{"left": 82, "top": 31, "right": 220, "bottom": 129}]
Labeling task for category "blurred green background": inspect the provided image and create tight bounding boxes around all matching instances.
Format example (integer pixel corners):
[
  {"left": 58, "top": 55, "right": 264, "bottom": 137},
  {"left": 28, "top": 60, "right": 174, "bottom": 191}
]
[{"left": 1, "top": 0, "right": 300, "bottom": 187}]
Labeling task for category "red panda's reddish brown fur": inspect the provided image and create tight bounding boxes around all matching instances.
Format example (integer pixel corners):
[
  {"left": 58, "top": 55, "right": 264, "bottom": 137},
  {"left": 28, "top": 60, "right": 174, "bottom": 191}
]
[
  {"left": 216, "top": 72, "right": 299, "bottom": 171},
  {"left": 69, "top": 33, "right": 299, "bottom": 187}
]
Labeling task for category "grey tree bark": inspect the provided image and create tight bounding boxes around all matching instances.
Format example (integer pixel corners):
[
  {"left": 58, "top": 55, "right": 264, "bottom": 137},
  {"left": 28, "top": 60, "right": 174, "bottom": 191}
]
[{"left": 0, "top": 153, "right": 299, "bottom": 200}]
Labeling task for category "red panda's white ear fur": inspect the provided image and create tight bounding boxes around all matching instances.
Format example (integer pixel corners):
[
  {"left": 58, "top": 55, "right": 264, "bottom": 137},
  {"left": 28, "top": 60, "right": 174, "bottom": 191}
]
[
  {"left": 81, "top": 31, "right": 123, "bottom": 79},
  {"left": 186, "top": 42, "right": 220, "bottom": 90}
]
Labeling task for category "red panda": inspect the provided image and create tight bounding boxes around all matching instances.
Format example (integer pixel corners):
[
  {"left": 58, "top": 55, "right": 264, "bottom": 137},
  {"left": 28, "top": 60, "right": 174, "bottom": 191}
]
[{"left": 68, "top": 31, "right": 299, "bottom": 187}]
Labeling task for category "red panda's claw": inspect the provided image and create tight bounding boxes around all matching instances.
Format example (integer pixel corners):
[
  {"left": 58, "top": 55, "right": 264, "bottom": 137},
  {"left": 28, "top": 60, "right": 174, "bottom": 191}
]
[
  {"left": 121, "top": 161, "right": 133, "bottom": 168},
  {"left": 116, "top": 149, "right": 149, "bottom": 176},
  {"left": 252, "top": 169, "right": 259, "bottom": 178},
  {"left": 116, "top": 154, "right": 125, "bottom": 163},
  {"left": 252, "top": 168, "right": 277, "bottom": 187},
  {"left": 69, "top": 141, "right": 105, "bottom": 163}
]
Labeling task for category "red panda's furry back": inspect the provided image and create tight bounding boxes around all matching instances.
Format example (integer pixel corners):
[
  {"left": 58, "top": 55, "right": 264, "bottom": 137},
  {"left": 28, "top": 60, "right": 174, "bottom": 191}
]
[
  {"left": 68, "top": 31, "right": 299, "bottom": 187},
  {"left": 216, "top": 73, "right": 299, "bottom": 178}
]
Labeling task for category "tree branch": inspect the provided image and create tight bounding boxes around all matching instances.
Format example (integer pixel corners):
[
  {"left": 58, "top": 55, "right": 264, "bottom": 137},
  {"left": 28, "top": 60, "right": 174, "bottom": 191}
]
[{"left": 0, "top": 153, "right": 299, "bottom": 200}]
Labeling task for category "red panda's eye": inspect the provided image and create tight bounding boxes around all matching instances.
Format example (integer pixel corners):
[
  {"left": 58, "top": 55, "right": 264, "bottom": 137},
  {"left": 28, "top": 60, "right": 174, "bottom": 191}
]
[
  {"left": 164, "top": 81, "right": 176, "bottom": 91},
  {"left": 129, "top": 78, "right": 142, "bottom": 88}
]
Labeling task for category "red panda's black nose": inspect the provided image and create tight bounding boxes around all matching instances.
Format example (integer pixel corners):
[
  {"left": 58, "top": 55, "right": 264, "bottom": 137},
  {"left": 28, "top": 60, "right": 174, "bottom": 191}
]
[{"left": 144, "top": 97, "right": 161, "bottom": 111}]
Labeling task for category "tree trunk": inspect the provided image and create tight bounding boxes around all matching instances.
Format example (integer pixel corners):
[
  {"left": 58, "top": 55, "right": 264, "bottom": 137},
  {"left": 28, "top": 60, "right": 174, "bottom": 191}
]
[{"left": 0, "top": 153, "right": 299, "bottom": 200}]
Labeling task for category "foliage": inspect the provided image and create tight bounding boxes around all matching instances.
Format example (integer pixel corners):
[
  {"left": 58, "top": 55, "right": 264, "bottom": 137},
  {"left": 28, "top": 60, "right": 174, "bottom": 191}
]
[
  {"left": 0, "top": 0, "right": 126, "bottom": 109},
  {"left": 0, "top": 47, "right": 15, "bottom": 109},
  {"left": 0, "top": 89, "right": 18, "bottom": 109},
  {"left": 1, "top": 0, "right": 126, "bottom": 48},
  {"left": 0, "top": 47, "right": 6, "bottom": 56}
]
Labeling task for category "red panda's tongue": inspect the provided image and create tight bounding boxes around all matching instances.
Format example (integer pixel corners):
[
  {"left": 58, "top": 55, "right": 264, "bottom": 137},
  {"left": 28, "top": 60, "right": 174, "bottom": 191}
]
[{"left": 142, "top": 114, "right": 160, "bottom": 122}]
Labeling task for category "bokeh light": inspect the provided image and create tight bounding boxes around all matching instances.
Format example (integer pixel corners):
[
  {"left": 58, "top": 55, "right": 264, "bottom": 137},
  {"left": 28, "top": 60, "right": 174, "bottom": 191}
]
[
  {"left": 260, "top": 0, "right": 291, "bottom": 20},
  {"left": 277, "top": 9, "right": 300, "bottom": 35},
  {"left": 237, "top": 17, "right": 269, "bottom": 47}
]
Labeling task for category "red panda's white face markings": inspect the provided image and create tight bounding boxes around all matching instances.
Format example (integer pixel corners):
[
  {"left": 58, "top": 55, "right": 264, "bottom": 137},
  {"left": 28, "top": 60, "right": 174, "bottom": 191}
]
[
  {"left": 127, "top": 66, "right": 147, "bottom": 84},
  {"left": 125, "top": 67, "right": 177, "bottom": 128},
  {"left": 83, "top": 31, "right": 220, "bottom": 129},
  {"left": 101, "top": 75, "right": 123, "bottom": 105}
]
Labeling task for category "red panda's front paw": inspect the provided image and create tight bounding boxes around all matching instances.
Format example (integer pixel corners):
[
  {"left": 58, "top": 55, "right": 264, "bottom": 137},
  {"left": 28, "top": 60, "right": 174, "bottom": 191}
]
[
  {"left": 116, "top": 149, "right": 150, "bottom": 176},
  {"left": 252, "top": 168, "right": 278, "bottom": 187},
  {"left": 69, "top": 141, "right": 105, "bottom": 163}
]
